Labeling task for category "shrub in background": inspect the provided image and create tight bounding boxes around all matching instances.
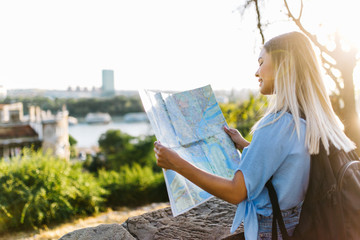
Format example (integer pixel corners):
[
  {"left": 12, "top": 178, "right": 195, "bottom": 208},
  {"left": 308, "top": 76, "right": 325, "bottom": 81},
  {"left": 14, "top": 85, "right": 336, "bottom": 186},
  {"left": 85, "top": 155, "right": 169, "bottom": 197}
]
[
  {"left": 69, "top": 134, "right": 78, "bottom": 159},
  {"left": 0, "top": 149, "right": 107, "bottom": 233},
  {"left": 98, "top": 164, "right": 168, "bottom": 207},
  {"left": 220, "top": 94, "right": 267, "bottom": 140},
  {"left": 97, "top": 130, "right": 158, "bottom": 171}
]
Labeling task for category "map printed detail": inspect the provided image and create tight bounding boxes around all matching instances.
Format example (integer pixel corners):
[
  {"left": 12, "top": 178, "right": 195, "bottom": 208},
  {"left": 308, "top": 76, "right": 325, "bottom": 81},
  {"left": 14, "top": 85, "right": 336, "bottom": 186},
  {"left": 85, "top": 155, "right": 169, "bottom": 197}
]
[{"left": 139, "top": 85, "right": 241, "bottom": 216}]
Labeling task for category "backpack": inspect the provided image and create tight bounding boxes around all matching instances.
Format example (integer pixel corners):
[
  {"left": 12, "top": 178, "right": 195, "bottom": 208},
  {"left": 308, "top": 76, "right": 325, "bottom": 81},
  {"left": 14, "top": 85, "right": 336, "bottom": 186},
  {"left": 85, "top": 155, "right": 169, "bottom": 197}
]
[{"left": 266, "top": 142, "right": 360, "bottom": 240}]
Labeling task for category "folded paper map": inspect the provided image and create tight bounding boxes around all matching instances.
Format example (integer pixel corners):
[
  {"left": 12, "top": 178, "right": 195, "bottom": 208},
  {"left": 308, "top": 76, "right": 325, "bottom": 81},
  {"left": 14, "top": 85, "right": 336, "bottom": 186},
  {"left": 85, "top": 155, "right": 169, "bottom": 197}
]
[{"left": 139, "top": 85, "right": 241, "bottom": 216}]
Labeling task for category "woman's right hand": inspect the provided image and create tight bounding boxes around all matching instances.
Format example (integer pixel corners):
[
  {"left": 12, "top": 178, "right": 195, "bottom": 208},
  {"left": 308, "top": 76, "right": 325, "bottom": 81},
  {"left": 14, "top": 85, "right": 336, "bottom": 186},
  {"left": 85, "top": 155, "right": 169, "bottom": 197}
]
[
  {"left": 223, "top": 126, "right": 250, "bottom": 150},
  {"left": 154, "top": 141, "right": 184, "bottom": 171}
]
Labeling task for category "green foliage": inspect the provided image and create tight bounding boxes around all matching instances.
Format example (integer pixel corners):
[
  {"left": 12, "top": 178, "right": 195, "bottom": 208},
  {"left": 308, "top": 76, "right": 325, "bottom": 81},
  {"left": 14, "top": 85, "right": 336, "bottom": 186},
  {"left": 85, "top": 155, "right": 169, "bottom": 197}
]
[
  {"left": 69, "top": 134, "right": 78, "bottom": 159},
  {"left": 0, "top": 127, "right": 165, "bottom": 234},
  {"left": 0, "top": 149, "right": 107, "bottom": 233},
  {"left": 221, "top": 94, "right": 268, "bottom": 139},
  {"left": 97, "top": 130, "right": 157, "bottom": 171},
  {"left": 1, "top": 96, "right": 60, "bottom": 115},
  {"left": 97, "top": 164, "right": 167, "bottom": 207},
  {"left": 91, "top": 129, "right": 167, "bottom": 208},
  {"left": 83, "top": 128, "right": 167, "bottom": 208},
  {"left": 68, "top": 134, "right": 77, "bottom": 146},
  {"left": 0, "top": 95, "right": 144, "bottom": 117}
]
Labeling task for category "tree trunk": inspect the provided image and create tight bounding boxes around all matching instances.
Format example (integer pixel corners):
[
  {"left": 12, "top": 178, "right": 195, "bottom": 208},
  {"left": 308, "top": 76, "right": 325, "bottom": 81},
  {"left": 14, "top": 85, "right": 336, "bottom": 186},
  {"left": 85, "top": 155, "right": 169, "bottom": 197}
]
[
  {"left": 340, "top": 78, "right": 360, "bottom": 155},
  {"left": 335, "top": 50, "right": 360, "bottom": 155}
]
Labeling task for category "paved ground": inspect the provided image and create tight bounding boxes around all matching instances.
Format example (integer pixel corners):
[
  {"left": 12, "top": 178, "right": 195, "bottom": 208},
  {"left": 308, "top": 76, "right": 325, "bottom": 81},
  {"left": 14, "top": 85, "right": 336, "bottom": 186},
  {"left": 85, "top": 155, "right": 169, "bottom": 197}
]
[{"left": 0, "top": 202, "right": 170, "bottom": 240}]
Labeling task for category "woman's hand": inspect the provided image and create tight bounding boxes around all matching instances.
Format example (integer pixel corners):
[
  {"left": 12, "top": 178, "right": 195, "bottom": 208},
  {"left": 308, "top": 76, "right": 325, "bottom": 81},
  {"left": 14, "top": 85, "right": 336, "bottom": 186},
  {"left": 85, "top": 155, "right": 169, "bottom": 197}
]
[
  {"left": 223, "top": 126, "right": 250, "bottom": 150},
  {"left": 154, "top": 141, "right": 183, "bottom": 171},
  {"left": 154, "top": 140, "right": 247, "bottom": 204}
]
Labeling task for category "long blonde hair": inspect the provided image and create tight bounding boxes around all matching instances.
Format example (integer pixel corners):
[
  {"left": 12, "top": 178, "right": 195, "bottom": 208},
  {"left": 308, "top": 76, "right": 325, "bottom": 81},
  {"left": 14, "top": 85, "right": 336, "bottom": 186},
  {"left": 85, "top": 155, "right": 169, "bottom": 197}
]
[{"left": 253, "top": 32, "right": 355, "bottom": 154}]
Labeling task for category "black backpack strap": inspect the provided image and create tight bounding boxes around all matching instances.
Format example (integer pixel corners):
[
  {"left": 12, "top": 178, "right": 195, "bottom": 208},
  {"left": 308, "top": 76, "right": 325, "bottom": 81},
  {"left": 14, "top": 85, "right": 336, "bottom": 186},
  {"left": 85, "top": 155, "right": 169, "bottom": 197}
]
[{"left": 265, "top": 178, "right": 290, "bottom": 240}]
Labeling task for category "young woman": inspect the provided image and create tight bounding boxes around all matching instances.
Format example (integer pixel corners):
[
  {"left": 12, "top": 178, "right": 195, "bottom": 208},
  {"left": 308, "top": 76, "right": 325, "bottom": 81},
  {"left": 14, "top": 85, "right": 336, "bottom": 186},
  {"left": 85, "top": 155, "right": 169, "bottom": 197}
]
[{"left": 154, "top": 32, "right": 355, "bottom": 239}]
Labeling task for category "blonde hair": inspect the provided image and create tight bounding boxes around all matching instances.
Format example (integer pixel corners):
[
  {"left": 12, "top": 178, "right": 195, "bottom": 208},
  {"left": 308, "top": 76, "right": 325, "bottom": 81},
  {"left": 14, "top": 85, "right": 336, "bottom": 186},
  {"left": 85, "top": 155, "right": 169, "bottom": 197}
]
[{"left": 253, "top": 32, "right": 355, "bottom": 154}]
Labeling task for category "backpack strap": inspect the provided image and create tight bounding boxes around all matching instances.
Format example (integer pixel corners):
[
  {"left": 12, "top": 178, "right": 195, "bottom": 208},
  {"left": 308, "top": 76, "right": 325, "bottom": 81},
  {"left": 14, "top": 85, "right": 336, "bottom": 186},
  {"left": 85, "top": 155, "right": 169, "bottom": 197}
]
[{"left": 265, "top": 178, "right": 290, "bottom": 240}]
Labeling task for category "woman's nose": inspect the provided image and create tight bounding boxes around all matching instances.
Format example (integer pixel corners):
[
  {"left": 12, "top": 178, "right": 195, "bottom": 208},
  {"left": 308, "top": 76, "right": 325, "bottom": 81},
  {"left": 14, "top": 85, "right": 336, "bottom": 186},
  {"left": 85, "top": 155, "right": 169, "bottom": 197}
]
[{"left": 255, "top": 69, "right": 259, "bottom": 77}]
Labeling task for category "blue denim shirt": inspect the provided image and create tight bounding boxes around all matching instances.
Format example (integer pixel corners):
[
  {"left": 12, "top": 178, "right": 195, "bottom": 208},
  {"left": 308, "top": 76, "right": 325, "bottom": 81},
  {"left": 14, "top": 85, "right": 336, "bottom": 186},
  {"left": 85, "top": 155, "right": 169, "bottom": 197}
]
[{"left": 231, "top": 112, "right": 310, "bottom": 239}]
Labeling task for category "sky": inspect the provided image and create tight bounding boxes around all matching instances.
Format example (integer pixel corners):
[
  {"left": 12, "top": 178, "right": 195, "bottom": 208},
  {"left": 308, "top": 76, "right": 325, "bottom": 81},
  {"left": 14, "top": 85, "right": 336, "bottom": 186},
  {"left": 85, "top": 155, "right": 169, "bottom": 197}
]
[{"left": 0, "top": 0, "right": 359, "bottom": 92}]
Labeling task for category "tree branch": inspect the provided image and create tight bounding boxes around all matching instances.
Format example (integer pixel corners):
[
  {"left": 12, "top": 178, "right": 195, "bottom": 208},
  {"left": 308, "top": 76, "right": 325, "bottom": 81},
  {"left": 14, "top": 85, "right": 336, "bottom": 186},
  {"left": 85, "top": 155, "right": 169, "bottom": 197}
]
[
  {"left": 298, "top": 0, "right": 303, "bottom": 20},
  {"left": 237, "top": 0, "right": 265, "bottom": 44},
  {"left": 238, "top": 0, "right": 253, "bottom": 15},
  {"left": 254, "top": 0, "right": 265, "bottom": 44},
  {"left": 323, "top": 64, "right": 343, "bottom": 95},
  {"left": 321, "top": 52, "right": 336, "bottom": 69},
  {"left": 283, "top": 0, "right": 334, "bottom": 58}
]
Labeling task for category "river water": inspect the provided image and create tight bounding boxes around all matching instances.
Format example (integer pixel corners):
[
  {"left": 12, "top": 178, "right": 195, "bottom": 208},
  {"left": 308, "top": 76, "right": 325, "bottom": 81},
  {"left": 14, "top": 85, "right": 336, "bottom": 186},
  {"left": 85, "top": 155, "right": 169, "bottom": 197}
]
[{"left": 69, "top": 119, "right": 153, "bottom": 148}]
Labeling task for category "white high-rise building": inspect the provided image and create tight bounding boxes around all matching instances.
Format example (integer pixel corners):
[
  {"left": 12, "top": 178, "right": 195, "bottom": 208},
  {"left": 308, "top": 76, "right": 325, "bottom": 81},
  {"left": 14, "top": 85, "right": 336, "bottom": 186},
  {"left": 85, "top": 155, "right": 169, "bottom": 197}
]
[
  {"left": 0, "top": 85, "right": 7, "bottom": 99},
  {"left": 102, "top": 70, "right": 115, "bottom": 96}
]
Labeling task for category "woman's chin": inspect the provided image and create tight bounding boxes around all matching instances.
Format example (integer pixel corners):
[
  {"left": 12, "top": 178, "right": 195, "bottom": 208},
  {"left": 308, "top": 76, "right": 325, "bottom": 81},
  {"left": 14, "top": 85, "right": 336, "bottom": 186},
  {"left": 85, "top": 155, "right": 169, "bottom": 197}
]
[{"left": 259, "top": 88, "right": 273, "bottom": 95}]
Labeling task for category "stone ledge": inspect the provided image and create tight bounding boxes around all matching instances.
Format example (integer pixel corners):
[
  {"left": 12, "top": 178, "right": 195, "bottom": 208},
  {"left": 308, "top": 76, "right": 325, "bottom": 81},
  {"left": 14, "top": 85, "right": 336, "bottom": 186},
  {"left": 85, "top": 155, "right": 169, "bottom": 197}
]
[
  {"left": 59, "top": 198, "right": 244, "bottom": 240},
  {"left": 59, "top": 223, "right": 136, "bottom": 240}
]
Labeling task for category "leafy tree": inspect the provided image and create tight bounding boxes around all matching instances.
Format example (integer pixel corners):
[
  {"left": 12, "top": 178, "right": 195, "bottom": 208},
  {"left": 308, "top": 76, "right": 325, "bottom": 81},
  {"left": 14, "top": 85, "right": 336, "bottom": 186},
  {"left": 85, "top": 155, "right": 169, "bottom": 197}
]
[
  {"left": 69, "top": 134, "right": 77, "bottom": 146},
  {"left": 69, "top": 134, "right": 78, "bottom": 159},
  {"left": 96, "top": 130, "right": 157, "bottom": 171},
  {"left": 240, "top": 0, "right": 360, "bottom": 153},
  {"left": 221, "top": 94, "right": 268, "bottom": 139}
]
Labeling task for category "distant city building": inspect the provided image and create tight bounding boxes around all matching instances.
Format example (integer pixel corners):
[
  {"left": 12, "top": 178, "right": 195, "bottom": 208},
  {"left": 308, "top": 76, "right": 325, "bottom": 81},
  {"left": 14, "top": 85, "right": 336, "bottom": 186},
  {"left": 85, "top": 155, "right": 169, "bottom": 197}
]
[
  {"left": 102, "top": 69, "right": 115, "bottom": 96},
  {"left": 0, "top": 102, "right": 24, "bottom": 123},
  {"left": 0, "top": 103, "right": 70, "bottom": 160},
  {"left": 41, "top": 109, "right": 70, "bottom": 160},
  {"left": 0, "top": 125, "right": 41, "bottom": 158}
]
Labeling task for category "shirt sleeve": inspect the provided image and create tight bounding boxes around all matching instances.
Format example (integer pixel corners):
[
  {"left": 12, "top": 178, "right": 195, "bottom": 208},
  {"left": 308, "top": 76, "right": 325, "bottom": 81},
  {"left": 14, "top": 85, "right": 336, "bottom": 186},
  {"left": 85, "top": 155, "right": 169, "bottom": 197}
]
[{"left": 238, "top": 113, "right": 295, "bottom": 201}]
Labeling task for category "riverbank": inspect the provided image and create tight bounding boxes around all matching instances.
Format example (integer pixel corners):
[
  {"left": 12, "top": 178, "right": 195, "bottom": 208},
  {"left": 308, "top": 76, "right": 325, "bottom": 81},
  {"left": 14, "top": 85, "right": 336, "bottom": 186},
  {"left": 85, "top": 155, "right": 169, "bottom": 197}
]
[
  {"left": 69, "top": 118, "right": 152, "bottom": 149},
  {"left": 0, "top": 202, "right": 170, "bottom": 240}
]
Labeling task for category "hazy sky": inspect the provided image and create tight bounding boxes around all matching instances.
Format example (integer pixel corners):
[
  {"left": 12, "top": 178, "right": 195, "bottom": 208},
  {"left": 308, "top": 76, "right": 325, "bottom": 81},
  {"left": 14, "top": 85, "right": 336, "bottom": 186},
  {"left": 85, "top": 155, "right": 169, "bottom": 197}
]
[{"left": 0, "top": 0, "right": 359, "bottom": 92}]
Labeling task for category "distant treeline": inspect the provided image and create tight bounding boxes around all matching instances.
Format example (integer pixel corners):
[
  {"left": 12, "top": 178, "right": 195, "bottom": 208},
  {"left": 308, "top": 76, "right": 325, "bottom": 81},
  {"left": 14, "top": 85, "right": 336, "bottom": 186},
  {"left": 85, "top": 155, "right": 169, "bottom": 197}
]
[{"left": 0, "top": 95, "right": 144, "bottom": 117}]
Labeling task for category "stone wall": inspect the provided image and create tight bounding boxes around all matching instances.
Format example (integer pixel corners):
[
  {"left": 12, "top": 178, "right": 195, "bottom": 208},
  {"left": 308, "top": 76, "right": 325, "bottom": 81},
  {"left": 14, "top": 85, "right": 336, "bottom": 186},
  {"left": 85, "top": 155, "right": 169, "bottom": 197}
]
[{"left": 59, "top": 198, "right": 244, "bottom": 240}]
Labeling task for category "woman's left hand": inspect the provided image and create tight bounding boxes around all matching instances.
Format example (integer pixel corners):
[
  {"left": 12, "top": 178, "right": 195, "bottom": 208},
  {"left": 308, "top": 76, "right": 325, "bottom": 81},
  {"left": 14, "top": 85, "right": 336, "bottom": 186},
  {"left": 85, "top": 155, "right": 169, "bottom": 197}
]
[
  {"left": 154, "top": 141, "right": 183, "bottom": 171},
  {"left": 223, "top": 125, "right": 250, "bottom": 150}
]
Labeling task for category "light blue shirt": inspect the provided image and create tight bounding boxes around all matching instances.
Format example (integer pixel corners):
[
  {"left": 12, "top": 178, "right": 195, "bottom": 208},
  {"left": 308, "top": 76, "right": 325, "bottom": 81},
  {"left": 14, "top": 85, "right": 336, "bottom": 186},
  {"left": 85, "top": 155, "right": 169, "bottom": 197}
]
[{"left": 231, "top": 112, "right": 310, "bottom": 239}]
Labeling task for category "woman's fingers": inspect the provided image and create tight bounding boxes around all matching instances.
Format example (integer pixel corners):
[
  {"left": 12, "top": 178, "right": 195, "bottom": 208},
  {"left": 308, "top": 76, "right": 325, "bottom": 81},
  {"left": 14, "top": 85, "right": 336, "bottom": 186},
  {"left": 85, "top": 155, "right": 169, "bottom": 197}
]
[
  {"left": 154, "top": 141, "right": 164, "bottom": 155},
  {"left": 223, "top": 126, "right": 230, "bottom": 135},
  {"left": 154, "top": 141, "right": 161, "bottom": 153},
  {"left": 154, "top": 142, "right": 179, "bottom": 170},
  {"left": 224, "top": 125, "right": 236, "bottom": 137},
  {"left": 154, "top": 141, "right": 168, "bottom": 167}
]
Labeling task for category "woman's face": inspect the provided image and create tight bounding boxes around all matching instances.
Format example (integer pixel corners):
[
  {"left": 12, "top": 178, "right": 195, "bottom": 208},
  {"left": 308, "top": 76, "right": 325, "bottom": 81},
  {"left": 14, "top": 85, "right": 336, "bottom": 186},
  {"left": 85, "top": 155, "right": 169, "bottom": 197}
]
[{"left": 255, "top": 48, "right": 275, "bottom": 95}]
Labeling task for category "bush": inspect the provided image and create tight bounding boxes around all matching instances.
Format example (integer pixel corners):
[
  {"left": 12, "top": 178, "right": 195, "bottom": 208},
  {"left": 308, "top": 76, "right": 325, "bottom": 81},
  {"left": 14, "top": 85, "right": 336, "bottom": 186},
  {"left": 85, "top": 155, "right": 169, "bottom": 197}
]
[
  {"left": 91, "top": 130, "right": 158, "bottom": 172},
  {"left": 98, "top": 164, "right": 168, "bottom": 207},
  {"left": 0, "top": 149, "right": 107, "bottom": 233},
  {"left": 220, "top": 94, "right": 267, "bottom": 139},
  {"left": 69, "top": 134, "right": 78, "bottom": 159}
]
